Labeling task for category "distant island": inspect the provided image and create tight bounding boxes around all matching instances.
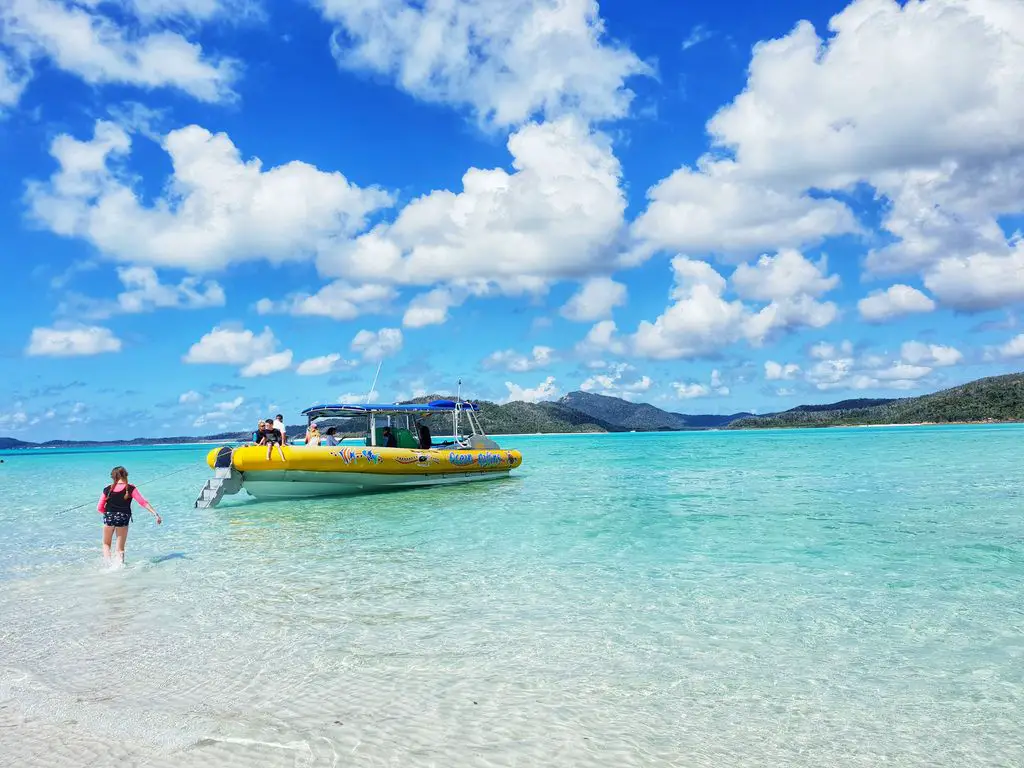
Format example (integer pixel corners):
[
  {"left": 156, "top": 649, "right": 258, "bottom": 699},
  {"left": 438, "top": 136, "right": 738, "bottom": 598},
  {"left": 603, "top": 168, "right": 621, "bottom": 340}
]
[{"left": 2, "top": 373, "right": 1023, "bottom": 450}]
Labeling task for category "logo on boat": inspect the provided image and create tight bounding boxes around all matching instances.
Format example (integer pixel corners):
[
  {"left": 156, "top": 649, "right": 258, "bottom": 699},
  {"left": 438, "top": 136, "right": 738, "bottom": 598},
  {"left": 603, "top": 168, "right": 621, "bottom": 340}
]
[
  {"left": 335, "top": 448, "right": 383, "bottom": 465},
  {"left": 395, "top": 452, "right": 440, "bottom": 466},
  {"left": 476, "top": 452, "right": 504, "bottom": 468},
  {"left": 448, "top": 452, "right": 475, "bottom": 466}
]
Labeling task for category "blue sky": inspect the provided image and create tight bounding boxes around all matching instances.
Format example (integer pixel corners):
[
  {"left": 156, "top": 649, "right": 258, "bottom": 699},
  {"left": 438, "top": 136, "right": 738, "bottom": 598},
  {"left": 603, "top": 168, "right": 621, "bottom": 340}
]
[{"left": 2, "top": 0, "right": 1024, "bottom": 440}]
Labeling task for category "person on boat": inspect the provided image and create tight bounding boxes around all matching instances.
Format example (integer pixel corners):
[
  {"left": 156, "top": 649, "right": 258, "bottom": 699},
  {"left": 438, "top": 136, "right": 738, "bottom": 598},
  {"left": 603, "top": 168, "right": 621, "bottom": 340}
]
[
  {"left": 263, "top": 417, "right": 286, "bottom": 461},
  {"left": 305, "top": 423, "right": 321, "bottom": 446},
  {"left": 382, "top": 426, "right": 398, "bottom": 448},
  {"left": 321, "top": 427, "right": 338, "bottom": 446},
  {"left": 97, "top": 466, "right": 161, "bottom": 564},
  {"left": 252, "top": 420, "right": 265, "bottom": 445},
  {"left": 273, "top": 414, "right": 287, "bottom": 445},
  {"left": 417, "top": 420, "right": 432, "bottom": 449}
]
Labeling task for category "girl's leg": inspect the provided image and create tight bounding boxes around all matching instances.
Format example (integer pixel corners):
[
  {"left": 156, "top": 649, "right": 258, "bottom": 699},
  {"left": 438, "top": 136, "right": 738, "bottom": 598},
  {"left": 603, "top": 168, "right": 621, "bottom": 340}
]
[
  {"left": 114, "top": 526, "right": 129, "bottom": 564},
  {"left": 276, "top": 444, "right": 286, "bottom": 461},
  {"left": 102, "top": 525, "right": 114, "bottom": 561}
]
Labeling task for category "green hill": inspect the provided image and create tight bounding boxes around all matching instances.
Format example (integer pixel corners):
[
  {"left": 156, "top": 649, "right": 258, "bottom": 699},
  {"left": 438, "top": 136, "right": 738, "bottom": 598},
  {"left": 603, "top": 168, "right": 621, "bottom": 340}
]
[{"left": 730, "top": 373, "right": 1024, "bottom": 429}]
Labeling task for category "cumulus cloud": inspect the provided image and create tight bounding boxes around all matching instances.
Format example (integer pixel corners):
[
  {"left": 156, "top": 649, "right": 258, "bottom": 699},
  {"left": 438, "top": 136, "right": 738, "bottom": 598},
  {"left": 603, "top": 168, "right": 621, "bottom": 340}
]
[
  {"left": 27, "top": 120, "right": 394, "bottom": 273},
  {"left": 0, "top": 0, "right": 239, "bottom": 106},
  {"left": 998, "top": 334, "right": 1024, "bottom": 360},
  {"left": 560, "top": 276, "right": 627, "bottom": 322},
  {"left": 632, "top": 0, "right": 1024, "bottom": 314},
  {"left": 503, "top": 375, "right": 558, "bottom": 403},
  {"left": 295, "top": 353, "right": 357, "bottom": 376},
  {"left": 351, "top": 328, "right": 403, "bottom": 361},
  {"left": 184, "top": 325, "right": 293, "bottom": 377},
  {"left": 317, "top": 117, "right": 626, "bottom": 288},
  {"left": 629, "top": 161, "right": 859, "bottom": 264},
  {"left": 316, "top": 0, "right": 651, "bottom": 129},
  {"left": 193, "top": 395, "right": 245, "bottom": 429},
  {"left": 485, "top": 345, "right": 556, "bottom": 373},
  {"left": 623, "top": 252, "right": 839, "bottom": 360},
  {"left": 802, "top": 338, "right": 962, "bottom": 392},
  {"left": 256, "top": 282, "right": 395, "bottom": 321},
  {"left": 858, "top": 284, "right": 936, "bottom": 323},
  {"left": 580, "top": 362, "right": 651, "bottom": 398},
  {"left": 402, "top": 287, "right": 462, "bottom": 328},
  {"left": 178, "top": 390, "right": 203, "bottom": 404},
  {"left": 26, "top": 325, "right": 122, "bottom": 357},
  {"left": 63, "top": 266, "right": 225, "bottom": 319},
  {"left": 671, "top": 369, "right": 729, "bottom": 400},
  {"left": 240, "top": 350, "right": 293, "bottom": 378},
  {"left": 764, "top": 361, "right": 800, "bottom": 381}
]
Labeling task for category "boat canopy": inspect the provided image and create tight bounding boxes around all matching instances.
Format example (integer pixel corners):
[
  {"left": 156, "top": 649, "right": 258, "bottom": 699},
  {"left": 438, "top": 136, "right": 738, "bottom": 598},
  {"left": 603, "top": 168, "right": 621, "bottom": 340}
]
[{"left": 302, "top": 399, "right": 480, "bottom": 420}]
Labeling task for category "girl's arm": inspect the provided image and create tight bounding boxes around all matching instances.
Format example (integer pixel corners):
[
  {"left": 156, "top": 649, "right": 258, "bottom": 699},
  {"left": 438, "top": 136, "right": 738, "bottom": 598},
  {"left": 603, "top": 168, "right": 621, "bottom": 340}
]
[
  {"left": 132, "top": 488, "right": 162, "bottom": 524},
  {"left": 97, "top": 493, "right": 107, "bottom": 514}
]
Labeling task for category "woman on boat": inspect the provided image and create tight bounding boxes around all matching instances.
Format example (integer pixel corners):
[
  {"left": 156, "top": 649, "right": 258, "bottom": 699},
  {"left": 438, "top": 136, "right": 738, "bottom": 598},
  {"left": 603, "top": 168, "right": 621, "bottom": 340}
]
[
  {"left": 305, "top": 423, "right": 321, "bottom": 446},
  {"left": 97, "top": 466, "right": 161, "bottom": 564}
]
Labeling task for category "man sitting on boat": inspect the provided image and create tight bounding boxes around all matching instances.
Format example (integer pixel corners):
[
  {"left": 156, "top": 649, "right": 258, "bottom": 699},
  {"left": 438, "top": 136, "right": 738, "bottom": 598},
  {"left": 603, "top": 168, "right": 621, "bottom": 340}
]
[{"left": 382, "top": 426, "right": 398, "bottom": 448}]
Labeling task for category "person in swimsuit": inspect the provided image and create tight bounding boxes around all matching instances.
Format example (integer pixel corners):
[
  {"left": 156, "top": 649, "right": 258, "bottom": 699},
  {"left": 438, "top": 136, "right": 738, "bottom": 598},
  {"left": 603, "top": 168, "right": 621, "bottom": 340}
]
[
  {"left": 263, "top": 416, "right": 286, "bottom": 461},
  {"left": 97, "top": 466, "right": 161, "bottom": 564}
]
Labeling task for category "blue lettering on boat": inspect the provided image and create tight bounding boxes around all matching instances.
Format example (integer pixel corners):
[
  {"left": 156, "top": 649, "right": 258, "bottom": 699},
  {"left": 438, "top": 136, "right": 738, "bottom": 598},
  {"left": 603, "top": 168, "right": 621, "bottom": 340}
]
[
  {"left": 476, "top": 452, "right": 503, "bottom": 467},
  {"left": 448, "top": 452, "right": 475, "bottom": 466}
]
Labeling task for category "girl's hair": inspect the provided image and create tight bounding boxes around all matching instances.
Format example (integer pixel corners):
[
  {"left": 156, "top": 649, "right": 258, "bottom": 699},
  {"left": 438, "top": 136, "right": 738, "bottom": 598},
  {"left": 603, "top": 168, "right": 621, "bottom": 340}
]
[{"left": 109, "top": 466, "right": 131, "bottom": 499}]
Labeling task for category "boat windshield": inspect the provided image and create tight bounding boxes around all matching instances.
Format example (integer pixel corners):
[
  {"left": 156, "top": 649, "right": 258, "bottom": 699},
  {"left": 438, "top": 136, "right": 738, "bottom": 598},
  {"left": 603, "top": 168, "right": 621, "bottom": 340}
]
[{"left": 301, "top": 400, "right": 485, "bottom": 448}]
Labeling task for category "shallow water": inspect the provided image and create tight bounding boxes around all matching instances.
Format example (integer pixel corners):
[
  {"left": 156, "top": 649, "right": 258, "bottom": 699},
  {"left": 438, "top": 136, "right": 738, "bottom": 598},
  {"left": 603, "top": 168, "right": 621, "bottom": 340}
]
[{"left": 1, "top": 427, "right": 1023, "bottom": 766}]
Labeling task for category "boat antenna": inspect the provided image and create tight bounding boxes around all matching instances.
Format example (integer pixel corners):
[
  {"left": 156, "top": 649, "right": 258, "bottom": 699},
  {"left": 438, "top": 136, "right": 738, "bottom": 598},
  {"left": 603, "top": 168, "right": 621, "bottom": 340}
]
[
  {"left": 457, "top": 378, "right": 462, "bottom": 402},
  {"left": 367, "top": 359, "right": 383, "bottom": 404}
]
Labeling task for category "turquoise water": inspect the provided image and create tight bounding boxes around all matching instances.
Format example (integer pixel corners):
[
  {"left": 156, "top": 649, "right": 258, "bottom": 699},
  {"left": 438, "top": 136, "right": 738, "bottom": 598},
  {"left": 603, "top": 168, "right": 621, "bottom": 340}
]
[{"left": 1, "top": 427, "right": 1023, "bottom": 766}]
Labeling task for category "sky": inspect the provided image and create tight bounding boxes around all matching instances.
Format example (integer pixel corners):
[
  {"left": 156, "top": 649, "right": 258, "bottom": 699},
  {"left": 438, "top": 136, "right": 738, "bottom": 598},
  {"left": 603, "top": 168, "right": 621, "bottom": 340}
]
[{"left": 2, "top": 0, "right": 1024, "bottom": 441}]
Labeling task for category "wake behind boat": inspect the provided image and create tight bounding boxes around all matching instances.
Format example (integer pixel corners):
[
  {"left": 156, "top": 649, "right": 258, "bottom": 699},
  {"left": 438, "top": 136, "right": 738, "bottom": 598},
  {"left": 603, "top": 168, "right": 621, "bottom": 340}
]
[{"left": 194, "top": 399, "right": 523, "bottom": 507}]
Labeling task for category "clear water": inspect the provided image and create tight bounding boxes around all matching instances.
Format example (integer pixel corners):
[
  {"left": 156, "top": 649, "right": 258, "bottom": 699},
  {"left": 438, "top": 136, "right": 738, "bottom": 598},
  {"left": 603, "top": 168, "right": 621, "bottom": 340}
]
[{"left": 1, "top": 427, "right": 1022, "bottom": 767}]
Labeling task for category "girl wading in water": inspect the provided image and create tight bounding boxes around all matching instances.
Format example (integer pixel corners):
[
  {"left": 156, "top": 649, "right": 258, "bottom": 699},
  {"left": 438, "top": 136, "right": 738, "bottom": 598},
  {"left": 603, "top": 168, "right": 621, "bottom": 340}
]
[{"left": 97, "top": 466, "right": 161, "bottom": 563}]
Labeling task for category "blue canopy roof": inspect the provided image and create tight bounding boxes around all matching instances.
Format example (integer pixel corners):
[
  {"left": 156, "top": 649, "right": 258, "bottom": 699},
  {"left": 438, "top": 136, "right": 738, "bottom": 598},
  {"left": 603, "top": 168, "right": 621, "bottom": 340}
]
[{"left": 302, "top": 399, "right": 479, "bottom": 418}]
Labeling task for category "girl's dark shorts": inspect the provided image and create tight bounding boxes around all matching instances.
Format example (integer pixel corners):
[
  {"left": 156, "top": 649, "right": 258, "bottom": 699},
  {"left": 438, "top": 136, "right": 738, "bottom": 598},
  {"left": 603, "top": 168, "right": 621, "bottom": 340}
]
[{"left": 103, "top": 511, "right": 132, "bottom": 527}]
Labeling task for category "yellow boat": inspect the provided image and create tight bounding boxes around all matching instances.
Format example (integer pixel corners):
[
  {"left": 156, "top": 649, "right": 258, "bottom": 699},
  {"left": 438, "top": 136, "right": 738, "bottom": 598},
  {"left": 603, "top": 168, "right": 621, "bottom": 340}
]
[{"left": 195, "top": 399, "right": 523, "bottom": 507}]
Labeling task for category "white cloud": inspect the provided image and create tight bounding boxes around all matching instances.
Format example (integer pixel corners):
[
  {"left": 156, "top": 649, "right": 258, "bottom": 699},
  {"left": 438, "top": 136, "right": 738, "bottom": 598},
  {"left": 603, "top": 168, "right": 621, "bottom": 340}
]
[
  {"left": 802, "top": 337, "right": 961, "bottom": 393},
  {"left": 351, "top": 328, "right": 403, "bottom": 361},
  {"left": 998, "top": 334, "right": 1024, "bottom": 360},
  {"left": 900, "top": 341, "right": 963, "bottom": 368},
  {"left": 671, "top": 369, "right": 729, "bottom": 400},
  {"left": 631, "top": 258, "right": 747, "bottom": 360},
  {"left": 257, "top": 282, "right": 395, "bottom": 320},
  {"left": 485, "top": 345, "right": 556, "bottom": 373},
  {"left": 337, "top": 389, "right": 379, "bottom": 404},
  {"left": 560, "top": 276, "right": 627, "bottom": 322},
  {"left": 672, "top": 382, "right": 710, "bottom": 400},
  {"left": 0, "top": 0, "right": 239, "bottom": 106},
  {"left": 178, "top": 390, "right": 203, "bottom": 404},
  {"left": 0, "top": 51, "right": 30, "bottom": 109},
  {"left": 682, "top": 24, "right": 713, "bottom": 51},
  {"left": 577, "top": 319, "right": 627, "bottom": 356},
  {"left": 193, "top": 395, "right": 245, "bottom": 429},
  {"left": 922, "top": 238, "right": 1024, "bottom": 312},
  {"left": 27, "top": 120, "right": 394, "bottom": 272},
  {"left": 629, "top": 160, "right": 859, "bottom": 264},
  {"left": 858, "top": 284, "right": 936, "bottom": 323},
  {"left": 317, "top": 117, "right": 626, "bottom": 287},
  {"left": 402, "top": 287, "right": 461, "bottom": 328},
  {"left": 316, "top": 0, "right": 651, "bottom": 129},
  {"left": 624, "top": 251, "right": 841, "bottom": 361},
  {"left": 26, "top": 325, "right": 122, "bottom": 357},
  {"left": 579, "top": 362, "right": 651, "bottom": 398},
  {"left": 295, "top": 353, "right": 357, "bottom": 376},
  {"left": 503, "top": 375, "right": 558, "bottom": 403},
  {"left": 184, "top": 325, "right": 278, "bottom": 365},
  {"left": 240, "top": 350, "right": 293, "bottom": 378},
  {"left": 732, "top": 250, "right": 838, "bottom": 302},
  {"left": 765, "top": 361, "right": 800, "bottom": 381},
  {"left": 64, "top": 265, "right": 225, "bottom": 318}
]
